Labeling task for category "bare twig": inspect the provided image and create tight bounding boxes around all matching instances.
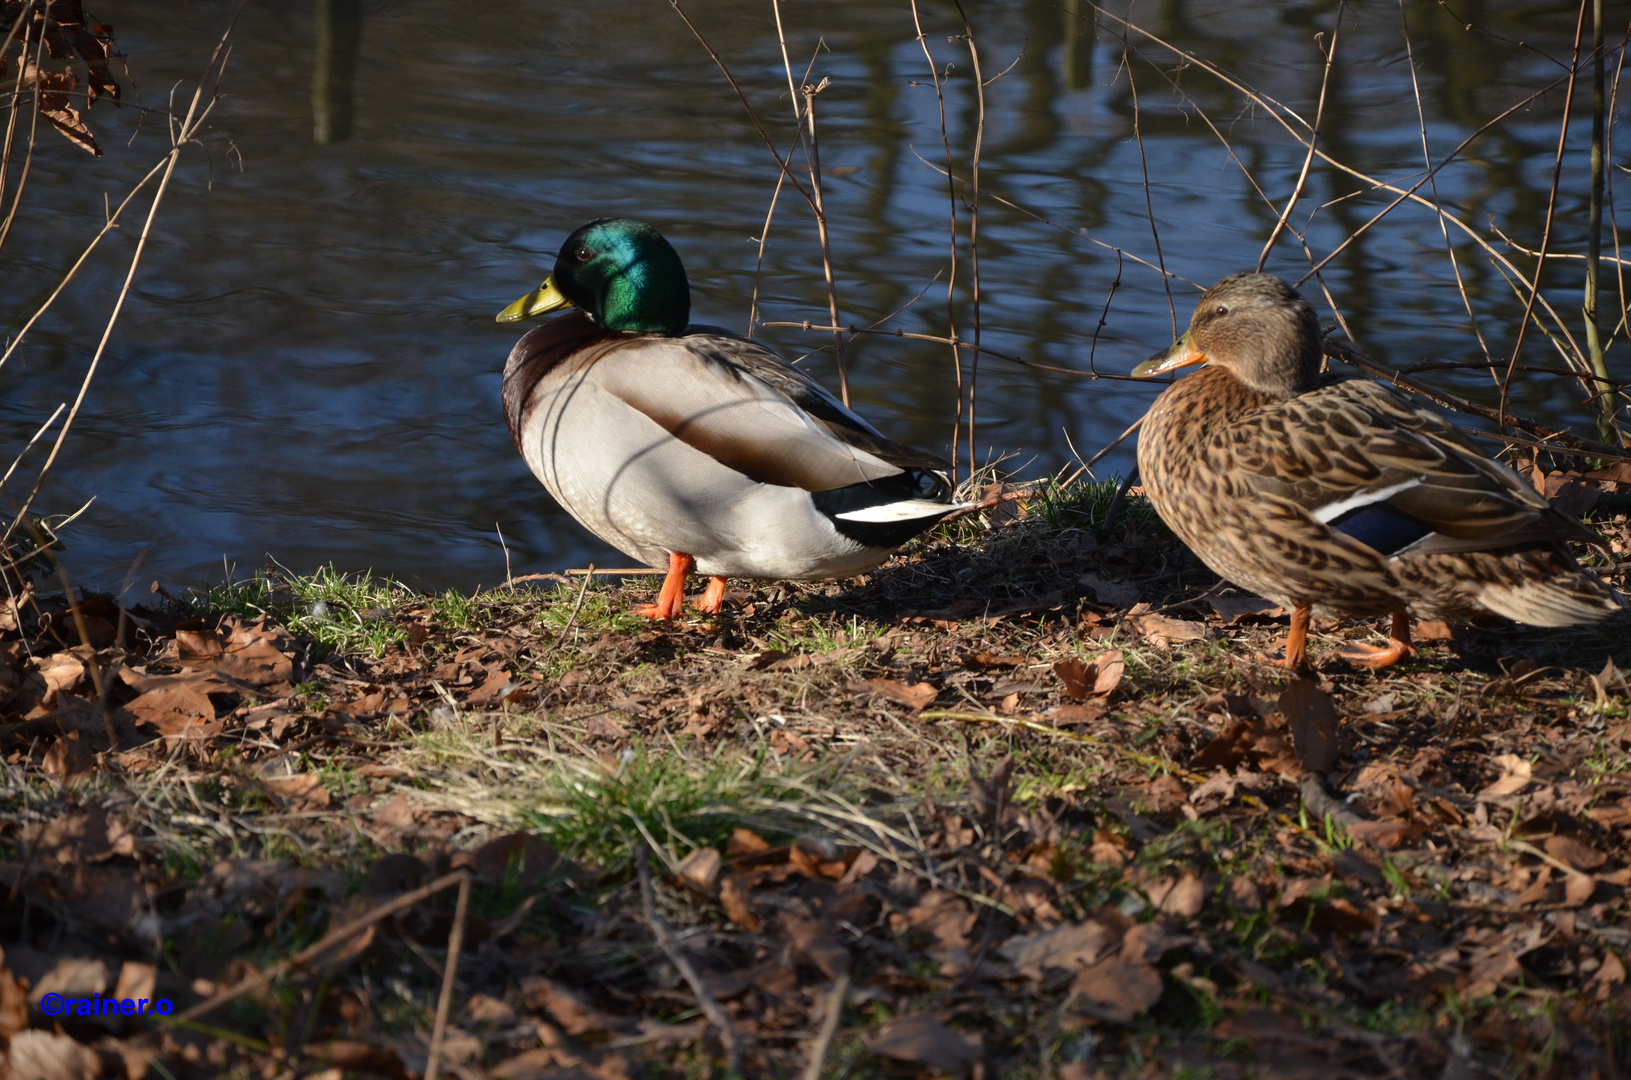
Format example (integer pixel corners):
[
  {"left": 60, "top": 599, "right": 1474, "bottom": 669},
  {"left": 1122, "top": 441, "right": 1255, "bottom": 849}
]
[
  {"left": 954, "top": 1, "right": 985, "bottom": 479},
  {"left": 1121, "top": 44, "right": 1172, "bottom": 331},
  {"left": 636, "top": 846, "right": 743, "bottom": 1073},
  {"left": 800, "top": 973, "right": 850, "bottom": 1080},
  {"left": 5, "top": 29, "right": 230, "bottom": 544},
  {"left": 1397, "top": 0, "right": 1494, "bottom": 380},
  {"left": 1499, "top": 0, "right": 1591, "bottom": 427},
  {"left": 177, "top": 869, "right": 469, "bottom": 1022},
  {"left": 799, "top": 80, "right": 848, "bottom": 407},
  {"left": 0, "top": 0, "right": 49, "bottom": 256},
  {"left": 551, "top": 563, "right": 595, "bottom": 651},
  {"left": 1325, "top": 338, "right": 1631, "bottom": 461},
  {"left": 1583, "top": 0, "right": 1615, "bottom": 441},
  {"left": 1258, "top": 2, "right": 1342, "bottom": 271},
  {"left": 910, "top": 0, "right": 964, "bottom": 483},
  {"left": 422, "top": 872, "right": 470, "bottom": 1080},
  {"left": 760, "top": 320, "right": 1156, "bottom": 383}
]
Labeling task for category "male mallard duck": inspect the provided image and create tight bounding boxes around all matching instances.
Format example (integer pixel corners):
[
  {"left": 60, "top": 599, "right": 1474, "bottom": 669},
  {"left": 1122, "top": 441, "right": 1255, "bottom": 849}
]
[
  {"left": 1132, "top": 272, "right": 1622, "bottom": 671},
  {"left": 498, "top": 218, "right": 963, "bottom": 620}
]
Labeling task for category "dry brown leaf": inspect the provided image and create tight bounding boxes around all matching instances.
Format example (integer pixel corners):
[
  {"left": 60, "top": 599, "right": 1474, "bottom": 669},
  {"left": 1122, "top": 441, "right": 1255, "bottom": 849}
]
[
  {"left": 1279, "top": 677, "right": 1340, "bottom": 773},
  {"left": 1145, "top": 873, "right": 1205, "bottom": 918},
  {"left": 1564, "top": 870, "right": 1598, "bottom": 907},
  {"left": 521, "top": 976, "right": 610, "bottom": 1036},
  {"left": 1415, "top": 619, "right": 1454, "bottom": 641},
  {"left": 1130, "top": 612, "right": 1210, "bottom": 646},
  {"left": 726, "top": 826, "right": 772, "bottom": 857},
  {"left": 264, "top": 773, "right": 331, "bottom": 808},
  {"left": 867, "top": 1013, "right": 982, "bottom": 1072},
  {"left": 847, "top": 678, "right": 938, "bottom": 711},
  {"left": 125, "top": 683, "right": 216, "bottom": 736},
  {"left": 1587, "top": 950, "right": 1626, "bottom": 1000},
  {"left": 8, "top": 1029, "right": 102, "bottom": 1080},
  {"left": 1072, "top": 951, "right": 1164, "bottom": 1022},
  {"left": 1543, "top": 834, "right": 1607, "bottom": 871},
  {"left": 675, "top": 847, "right": 722, "bottom": 893},
  {"left": 779, "top": 908, "right": 850, "bottom": 980},
  {"left": 473, "top": 833, "right": 560, "bottom": 888},
  {"left": 999, "top": 919, "right": 1115, "bottom": 980},
  {"left": 37, "top": 652, "right": 85, "bottom": 700},
  {"left": 0, "top": 950, "right": 28, "bottom": 1039},
  {"left": 1207, "top": 596, "right": 1288, "bottom": 623},
  {"left": 1479, "top": 754, "right": 1533, "bottom": 799},
  {"left": 718, "top": 874, "right": 758, "bottom": 931}
]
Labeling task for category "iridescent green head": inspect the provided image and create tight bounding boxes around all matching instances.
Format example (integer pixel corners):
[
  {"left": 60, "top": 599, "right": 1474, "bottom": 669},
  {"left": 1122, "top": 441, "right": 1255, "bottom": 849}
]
[{"left": 496, "top": 218, "right": 691, "bottom": 334}]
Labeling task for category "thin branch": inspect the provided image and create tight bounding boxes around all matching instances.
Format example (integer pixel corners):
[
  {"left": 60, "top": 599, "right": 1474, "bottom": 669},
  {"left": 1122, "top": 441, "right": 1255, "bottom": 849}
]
[
  {"left": 0, "top": 0, "right": 50, "bottom": 256},
  {"left": 910, "top": 0, "right": 964, "bottom": 484},
  {"left": 1499, "top": 0, "right": 1591, "bottom": 427},
  {"left": 1398, "top": 0, "right": 1495, "bottom": 382},
  {"left": 800, "top": 79, "right": 849, "bottom": 406},
  {"left": 1120, "top": 43, "right": 1175, "bottom": 337},
  {"left": 177, "top": 870, "right": 470, "bottom": 1022},
  {"left": 1325, "top": 338, "right": 1631, "bottom": 461},
  {"left": 4, "top": 26, "right": 229, "bottom": 544},
  {"left": 954, "top": 0, "right": 985, "bottom": 478},
  {"left": 636, "top": 846, "right": 743, "bottom": 1074},
  {"left": 422, "top": 873, "right": 470, "bottom": 1080},
  {"left": 800, "top": 973, "right": 850, "bottom": 1080},
  {"left": 1258, "top": 2, "right": 1342, "bottom": 271},
  {"left": 664, "top": 0, "right": 815, "bottom": 212}
]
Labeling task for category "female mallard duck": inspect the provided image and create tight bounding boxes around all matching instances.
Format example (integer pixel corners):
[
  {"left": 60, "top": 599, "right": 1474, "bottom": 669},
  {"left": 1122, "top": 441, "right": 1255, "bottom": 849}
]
[
  {"left": 497, "top": 218, "right": 963, "bottom": 620},
  {"left": 1132, "top": 272, "right": 1622, "bottom": 671}
]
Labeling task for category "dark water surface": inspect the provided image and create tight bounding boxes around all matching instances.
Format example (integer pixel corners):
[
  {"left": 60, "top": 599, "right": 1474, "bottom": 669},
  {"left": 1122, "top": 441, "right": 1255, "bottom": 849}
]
[{"left": 3, "top": 0, "right": 1614, "bottom": 592}]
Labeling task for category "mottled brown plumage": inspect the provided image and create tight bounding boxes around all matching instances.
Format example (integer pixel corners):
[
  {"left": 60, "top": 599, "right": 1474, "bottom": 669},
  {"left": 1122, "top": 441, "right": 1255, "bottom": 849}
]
[{"left": 1132, "top": 272, "right": 1621, "bottom": 670}]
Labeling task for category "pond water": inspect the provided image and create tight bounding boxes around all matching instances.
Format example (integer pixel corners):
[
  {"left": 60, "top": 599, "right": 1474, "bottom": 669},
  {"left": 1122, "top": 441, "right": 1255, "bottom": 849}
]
[{"left": 3, "top": 0, "right": 1616, "bottom": 592}]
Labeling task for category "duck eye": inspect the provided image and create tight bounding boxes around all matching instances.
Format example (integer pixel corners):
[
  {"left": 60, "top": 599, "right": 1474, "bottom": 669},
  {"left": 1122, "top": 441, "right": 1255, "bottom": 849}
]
[
  {"left": 575, "top": 246, "right": 593, "bottom": 262},
  {"left": 1214, "top": 304, "right": 1228, "bottom": 317}
]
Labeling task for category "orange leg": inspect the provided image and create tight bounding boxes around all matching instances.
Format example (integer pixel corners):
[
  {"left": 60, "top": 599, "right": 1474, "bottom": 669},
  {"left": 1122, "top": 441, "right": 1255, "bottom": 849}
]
[
  {"left": 1275, "top": 605, "right": 1312, "bottom": 673},
  {"left": 632, "top": 552, "right": 694, "bottom": 620},
  {"left": 695, "top": 576, "right": 730, "bottom": 615},
  {"left": 1340, "top": 611, "right": 1416, "bottom": 671}
]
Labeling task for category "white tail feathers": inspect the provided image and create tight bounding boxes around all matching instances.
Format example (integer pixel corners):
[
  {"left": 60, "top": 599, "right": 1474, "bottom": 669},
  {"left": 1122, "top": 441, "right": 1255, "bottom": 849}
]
[{"left": 834, "top": 499, "right": 970, "bottom": 524}]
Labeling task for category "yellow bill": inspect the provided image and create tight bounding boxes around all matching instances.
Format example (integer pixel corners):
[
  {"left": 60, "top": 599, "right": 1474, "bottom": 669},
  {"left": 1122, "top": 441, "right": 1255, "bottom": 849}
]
[
  {"left": 1130, "top": 330, "right": 1206, "bottom": 377},
  {"left": 496, "top": 276, "right": 573, "bottom": 323}
]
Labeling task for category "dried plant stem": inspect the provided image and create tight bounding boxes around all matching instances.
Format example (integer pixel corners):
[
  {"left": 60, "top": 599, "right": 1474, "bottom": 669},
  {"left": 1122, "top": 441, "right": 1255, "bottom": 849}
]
[
  {"left": 1122, "top": 45, "right": 1173, "bottom": 333},
  {"left": 1258, "top": 1, "right": 1342, "bottom": 272},
  {"left": 0, "top": 0, "right": 50, "bottom": 256},
  {"left": 1584, "top": 0, "right": 1615, "bottom": 442},
  {"left": 1606, "top": 28, "right": 1630, "bottom": 363},
  {"left": 909, "top": 0, "right": 963, "bottom": 484},
  {"left": 800, "top": 85, "right": 848, "bottom": 406},
  {"left": 760, "top": 320, "right": 1154, "bottom": 383},
  {"left": 1397, "top": 0, "right": 1494, "bottom": 379},
  {"left": 1326, "top": 339, "right": 1631, "bottom": 461},
  {"left": 1499, "top": 0, "right": 1590, "bottom": 427},
  {"left": 551, "top": 563, "right": 595, "bottom": 651},
  {"left": 0, "top": 154, "right": 172, "bottom": 374},
  {"left": 636, "top": 846, "right": 742, "bottom": 1073},
  {"left": 178, "top": 869, "right": 469, "bottom": 1022},
  {"left": 422, "top": 872, "right": 470, "bottom": 1080},
  {"left": 4, "top": 30, "right": 227, "bottom": 545},
  {"left": 800, "top": 972, "right": 850, "bottom": 1080},
  {"left": 954, "top": 1, "right": 985, "bottom": 478},
  {"left": 0, "top": 0, "right": 38, "bottom": 214}
]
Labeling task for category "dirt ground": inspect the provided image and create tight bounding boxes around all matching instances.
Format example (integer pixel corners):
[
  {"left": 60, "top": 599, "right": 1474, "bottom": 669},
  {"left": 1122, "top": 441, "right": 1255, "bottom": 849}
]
[{"left": 1, "top": 477, "right": 1630, "bottom": 1079}]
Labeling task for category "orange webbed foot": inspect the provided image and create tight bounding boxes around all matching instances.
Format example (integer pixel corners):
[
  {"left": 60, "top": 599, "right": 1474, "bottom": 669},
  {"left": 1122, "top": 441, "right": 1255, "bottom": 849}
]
[
  {"left": 632, "top": 552, "right": 695, "bottom": 622},
  {"left": 694, "top": 576, "right": 730, "bottom": 615},
  {"left": 1339, "top": 613, "right": 1414, "bottom": 672}
]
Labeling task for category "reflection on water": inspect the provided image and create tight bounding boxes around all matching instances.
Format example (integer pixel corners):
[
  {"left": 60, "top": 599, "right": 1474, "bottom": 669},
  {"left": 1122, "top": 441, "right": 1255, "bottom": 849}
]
[
  {"left": 0, "top": 0, "right": 1611, "bottom": 591},
  {"left": 312, "top": 0, "right": 362, "bottom": 144}
]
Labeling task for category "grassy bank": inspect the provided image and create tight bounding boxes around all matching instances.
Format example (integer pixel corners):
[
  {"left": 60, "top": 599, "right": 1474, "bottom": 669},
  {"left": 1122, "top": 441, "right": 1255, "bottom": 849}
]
[{"left": 2, "top": 479, "right": 1629, "bottom": 1078}]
